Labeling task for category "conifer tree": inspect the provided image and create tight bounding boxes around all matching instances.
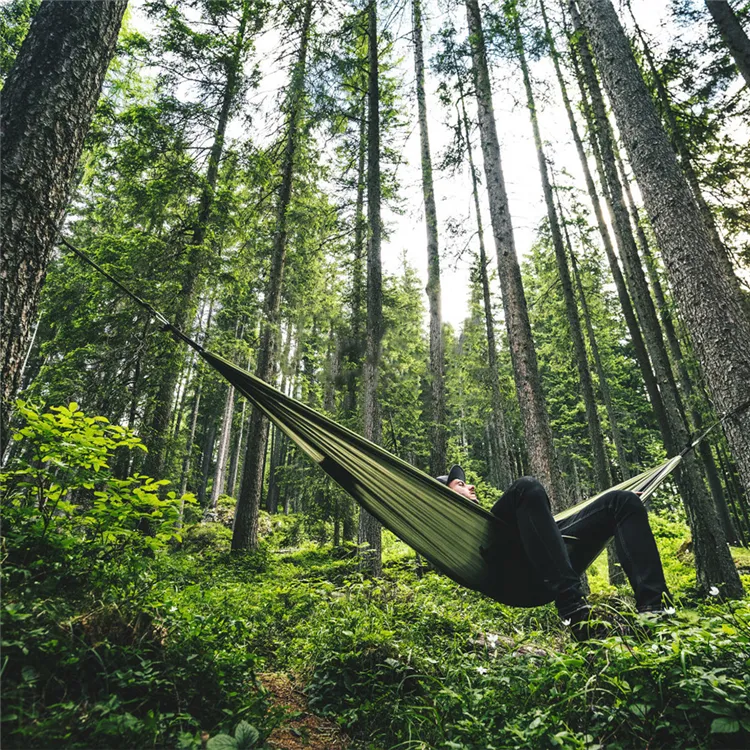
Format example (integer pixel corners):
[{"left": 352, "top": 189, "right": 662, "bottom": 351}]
[
  {"left": 576, "top": 0, "right": 745, "bottom": 596},
  {"left": 464, "top": 0, "right": 564, "bottom": 508},
  {"left": 232, "top": 0, "right": 316, "bottom": 550},
  {"left": 412, "top": 0, "right": 447, "bottom": 477},
  {"left": 511, "top": 2, "right": 608, "bottom": 492},
  {"left": 704, "top": 0, "right": 750, "bottom": 87},
  {"left": 359, "top": 0, "right": 384, "bottom": 575}
]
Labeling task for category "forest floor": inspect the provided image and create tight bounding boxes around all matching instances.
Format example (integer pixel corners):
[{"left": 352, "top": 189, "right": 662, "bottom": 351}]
[
  {"left": 260, "top": 673, "right": 350, "bottom": 750},
  {"left": 3, "top": 505, "right": 750, "bottom": 749}
]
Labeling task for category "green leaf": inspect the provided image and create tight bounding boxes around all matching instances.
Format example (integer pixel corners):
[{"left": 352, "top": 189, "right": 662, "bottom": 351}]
[
  {"left": 711, "top": 718, "right": 740, "bottom": 734},
  {"left": 206, "top": 733, "right": 237, "bottom": 749},
  {"left": 234, "top": 721, "right": 259, "bottom": 749},
  {"left": 629, "top": 703, "right": 651, "bottom": 719}
]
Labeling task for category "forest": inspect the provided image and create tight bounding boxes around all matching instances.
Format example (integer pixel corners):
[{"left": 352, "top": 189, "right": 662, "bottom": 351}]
[{"left": 1, "top": 0, "right": 750, "bottom": 747}]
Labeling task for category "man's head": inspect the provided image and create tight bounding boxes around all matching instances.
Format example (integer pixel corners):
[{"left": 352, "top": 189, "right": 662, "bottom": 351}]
[{"left": 436, "top": 464, "right": 477, "bottom": 502}]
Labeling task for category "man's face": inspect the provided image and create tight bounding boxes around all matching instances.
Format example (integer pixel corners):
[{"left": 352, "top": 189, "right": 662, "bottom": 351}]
[{"left": 448, "top": 477, "right": 477, "bottom": 502}]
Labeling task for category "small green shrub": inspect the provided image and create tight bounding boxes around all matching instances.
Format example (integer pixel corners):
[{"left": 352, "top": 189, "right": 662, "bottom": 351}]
[{"left": 181, "top": 521, "right": 233, "bottom": 552}]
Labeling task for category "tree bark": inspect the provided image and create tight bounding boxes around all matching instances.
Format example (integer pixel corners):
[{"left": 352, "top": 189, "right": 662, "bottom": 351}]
[
  {"left": 209, "top": 384, "right": 235, "bottom": 512},
  {"left": 614, "top": 149, "right": 736, "bottom": 542},
  {"left": 412, "top": 0, "right": 447, "bottom": 477},
  {"left": 266, "top": 325, "right": 294, "bottom": 513},
  {"left": 560, "top": 206, "right": 630, "bottom": 480},
  {"left": 704, "top": 0, "right": 750, "bottom": 88},
  {"left": 513, "top": 7, "right": 609, "bottom": 494},
  {"left": 465, "top": 0, "right": 565, "bottom": 509},
  {"left": 455, "top": 65, "right": 512, "bottom": 490},
  {"left": 625, "top": 0, "right": 738, "bottom": 283},
  {"left": 344, "top": 104, "right": 368, "bottom": 425},
  {"left": 0, "top": 0, "right": 128, "bottom": 450},
  {"left": 576, "top": 0, "right": 745, "bottom": 597},
  {"left": 232, "top": 0, "right": 314, "bottom": 551},
  {"left": 547, "top": 0, "right": 670, "bottom": 450},
  {"left": 358, "top": 0, "right": 383, "bottom": 575},
  {"left": 227, "top": 396, "right": 246, "bottom": 498}
]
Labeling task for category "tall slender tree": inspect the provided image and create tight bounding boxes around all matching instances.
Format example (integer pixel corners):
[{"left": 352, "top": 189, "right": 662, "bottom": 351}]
[
  {"left": 233, "top": 0, "right": 315, "bottom": 551},
  {"left": 576, "top": 0, "right": 746, "bottom": 596},
  {"left": 1, "top": 0, "right": 128, "bottom": 452},
  {"left": 511, "top": 3, "right": 609, "bottom": 493},
  {"left": 358, "top": 0, "right": 384, "bottom": 575},
  {"left": 142, "top": 0, "right": 262, "bottom": 479},
  {"left": 704, "top": 0, "right": 750, "bottom": 87},
  {"left": 456, "top": 74, "right": 512, "bottom": 489},
  {"left": 464, "top": 0, "right": 564, "bottom": 508},
  {"left": 412, "top": 0, "right": 447, "bottom": 477}
]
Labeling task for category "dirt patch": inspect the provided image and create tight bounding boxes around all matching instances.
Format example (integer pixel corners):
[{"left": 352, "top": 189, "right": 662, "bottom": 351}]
[{"left": 259, "top": 673, "right": 350, "bottom": 750}]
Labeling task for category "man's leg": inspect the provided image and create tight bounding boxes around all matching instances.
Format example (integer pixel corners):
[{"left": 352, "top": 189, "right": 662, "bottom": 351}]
[
  {"left": 557, "top": 490, "right": 670, "bottom": 612},
  {"left": 491, "top": 477, "right": 587, "bottom": 618}
]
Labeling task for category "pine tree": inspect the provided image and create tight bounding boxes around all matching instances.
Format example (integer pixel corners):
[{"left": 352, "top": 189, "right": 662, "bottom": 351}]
[
  {"left": 412, "top": 0, "right": 447, "bottom": 477},
  {"left": 359, "top": 0, "right": 384, "bottom": 575},
  {"left": 511, "top": 2, "right": 609, "bottom": 493},
  {"left": 704, "top": 0, "right": 750, "bottom": 87},
  {"left": 464, "top": 0, "right": 565, "bottom": 509},
  {"left": 576, "top": 0, "right": 745, "bottom": 597}
]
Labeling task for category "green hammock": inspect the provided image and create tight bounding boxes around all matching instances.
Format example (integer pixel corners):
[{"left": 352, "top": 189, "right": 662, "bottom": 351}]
[
  {"left": 60, "top": 236, "right": 730, "bottom": 607},
  {"left": 200, "top": 349, "right": 683, "bottom": 605}
]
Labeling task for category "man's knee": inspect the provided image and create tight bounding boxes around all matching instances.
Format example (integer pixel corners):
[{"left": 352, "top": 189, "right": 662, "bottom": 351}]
[
  {"left": 513, "top": 476, "right": 550, "bottom": 507},
  {"left": 608, "top": 489, "right": 646, "bottom": 516}
]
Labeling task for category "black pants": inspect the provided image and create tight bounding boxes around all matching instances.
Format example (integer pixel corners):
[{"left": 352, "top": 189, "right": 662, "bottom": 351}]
[{"left": 488, "top": 477, "right": 670, "bottom": 617}]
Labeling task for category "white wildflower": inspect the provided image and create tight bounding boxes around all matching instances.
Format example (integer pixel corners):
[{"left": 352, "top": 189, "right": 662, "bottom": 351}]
[
  {"left": 664, "top": 607, "right": 676, "bottom": 615},
  {"left": 487, "top": 634, "right": 499, "bottom": 647},
  {"left": 562, "top": 619, "right": 571, "bottom": 626},
  {"left": 476, "top": 666, "right": 489, "bottom": 675},
  {"left": 709, "top": 586, "right": 720, "bottom": 597}
]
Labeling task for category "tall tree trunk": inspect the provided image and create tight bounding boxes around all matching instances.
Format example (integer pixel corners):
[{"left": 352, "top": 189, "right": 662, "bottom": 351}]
[
  {"left": 177, "top": 373, "right": 203, "bottom": 527},
  {"left": 358, "top": 0, "right": 383, "bottom": 575},
  {"left": 227, "top": 396, "right": 246, "bottom": 498},
  {"left": 412, "top": 0, "right": 446, "bottom": 477},
  {"left": 0, "top": 0, "right": 129, "bottom": 450},
  {"left": 198, "top": 416, "right": 217, "bottom": 508},
  {"left": 544, "top": 0, "right": 670, "bottom": 446},
  {"left": 615, "top": 149, "right": 735, "bottom": 539},
  {"left": 513, "top": 7, "right": 609, "bottom": 494},
  {"left": 561, "top": 207, "right": 630, "bottom": 584},
  {"left": 142, "top": 6, "right": 253, "bottom": 479},
  {"left": 576, "top": 0, "right": 745, "bottom": 597},
  {"left": 625, "top": 0, "right": 739, "bottom": 283},
  {"left": 209, "top": 384, "right": 236, "bottom": 513},
  {"left": 266, "top": 325, "right": 294, "bottom": 513},
  {"left": 232, "top": 0, "right": 314, "bottom": 550},
  {"left": 455, "top": 69, "right": 512, "bottom": 490},
  {"left": 465, "top": 0, "right": 565, "bottom": 509},
  {"left": 560, "top": 204, "right": 630, "bottom": 480},
  {"left": 344, "top": 103, "right": 368, "bottom": 425},
  {"left": 704, "top": 0, "right": 750, "bottom": 87}
]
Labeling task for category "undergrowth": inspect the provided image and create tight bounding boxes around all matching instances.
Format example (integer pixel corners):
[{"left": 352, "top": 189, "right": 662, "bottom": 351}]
[{"left": 2, "top": 402, "right": 750, "bottom": 748}]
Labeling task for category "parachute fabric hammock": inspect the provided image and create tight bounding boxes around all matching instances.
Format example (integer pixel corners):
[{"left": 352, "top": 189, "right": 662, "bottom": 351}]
[
  {"left": 60, "top": 235, "right": 742, "bottom": 606},
  {"left": 200, "top": 349, "right": 683, "bottom": 605}
]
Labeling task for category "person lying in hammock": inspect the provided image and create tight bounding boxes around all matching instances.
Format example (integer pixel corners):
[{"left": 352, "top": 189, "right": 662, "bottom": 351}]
[{"left": 436, "top": 465, "right": 672, "bottom": 641}]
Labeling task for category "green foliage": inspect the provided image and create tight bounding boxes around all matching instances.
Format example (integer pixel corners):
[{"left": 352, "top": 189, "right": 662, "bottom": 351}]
[
  {"left": 206, "top": 720, "right": 260, "bottom": 749},
  {"left": 3, "top": 411, "right": 749, "bottom": 749},
  {"left": 1, "top": 400, "right": 194, "bottom": 562},
  {"left": 0, "top": 0, "right": 41, "bottom": 81}
]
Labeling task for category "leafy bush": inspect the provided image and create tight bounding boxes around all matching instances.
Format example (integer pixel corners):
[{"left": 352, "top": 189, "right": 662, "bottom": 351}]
[{"left": 1, "top": 400, "right": 195, "bottom": 566}]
